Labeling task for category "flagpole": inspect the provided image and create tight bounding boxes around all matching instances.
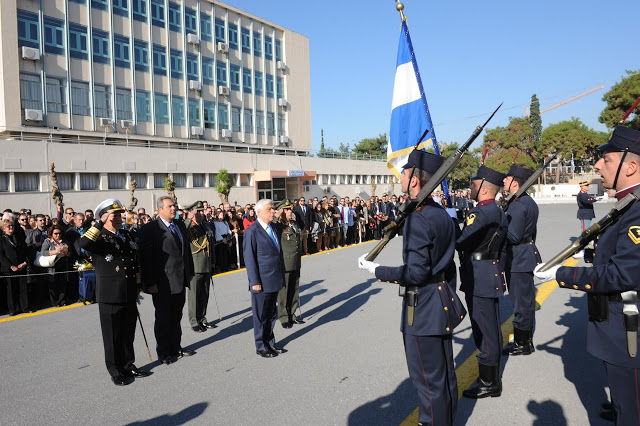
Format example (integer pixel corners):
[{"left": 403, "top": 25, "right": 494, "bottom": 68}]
[{"left": 395, "top": 1, "right": 406, "bottom": 21}]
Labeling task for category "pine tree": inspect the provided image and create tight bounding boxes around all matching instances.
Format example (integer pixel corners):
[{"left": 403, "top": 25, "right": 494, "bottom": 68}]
[{"left": 530, "top": 94, "right": 542, "bottom": 145}]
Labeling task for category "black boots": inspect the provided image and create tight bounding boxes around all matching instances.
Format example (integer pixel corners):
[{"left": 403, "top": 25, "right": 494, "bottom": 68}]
[
  {"left": 463, "top": 363, "right": 502, "bottom": 398},
  {"left": 503, "top": 327, "right": 534, "bottom": 356}
]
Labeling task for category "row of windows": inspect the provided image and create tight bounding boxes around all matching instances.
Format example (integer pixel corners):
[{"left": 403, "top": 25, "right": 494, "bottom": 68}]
[
  {"left": 317, "top": 175, "right": 398, "bottom": 185},
  {"left": 18, "top": 8, "right": 282, "bottom": 62},
  {"left": 20, "top": 73, "right": 285, "bottom": 134}
]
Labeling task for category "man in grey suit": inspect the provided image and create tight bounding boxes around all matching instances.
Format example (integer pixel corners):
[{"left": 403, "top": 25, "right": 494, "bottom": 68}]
[
  {"left": 243, "top": 199, "right": 287, "bottom": 358},
  {"left": 139, "top": 196, "right": 195, "bottom": 364}
]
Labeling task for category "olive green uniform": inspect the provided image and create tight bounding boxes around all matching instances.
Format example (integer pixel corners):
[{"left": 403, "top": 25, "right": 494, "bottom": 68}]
[
  {"left": 185, "top": 217, "right": 215, "bottom": 328},
  {"left": 277, "top": 217, "right": 302, "bottom": 324}
]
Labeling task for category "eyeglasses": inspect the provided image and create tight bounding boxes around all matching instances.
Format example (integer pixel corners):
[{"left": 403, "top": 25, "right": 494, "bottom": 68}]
[{"left": 19, "top": 218, "right": 27, "bottom": 222}]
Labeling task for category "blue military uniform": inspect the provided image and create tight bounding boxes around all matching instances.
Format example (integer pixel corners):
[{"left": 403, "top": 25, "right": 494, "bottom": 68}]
[
  {"left": 577, "top": 182, "right": 596, "bottom": 232},
  {"left": 504, "top": 165, "right": 542, "bottom": 356},
  {"left": 555, "top": 126, "right": 640, "bottom": 425},
  {"left": 374, "top": 150, "right": 466, "bottom": 425}
]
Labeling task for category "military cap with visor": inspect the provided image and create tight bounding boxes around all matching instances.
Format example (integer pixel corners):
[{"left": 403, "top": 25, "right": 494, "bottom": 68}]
[
  {"left": 95, "top": 199, "right": 126, "bottom": 218},
  {"left": 470, "top": 166, "right": 506, "bottom": 186},
  {"left": 402, "top": 150, "right": 444, "bottom": 174},
  {"left": 597, "top": 126, "right": 640, "bottom": 155}
]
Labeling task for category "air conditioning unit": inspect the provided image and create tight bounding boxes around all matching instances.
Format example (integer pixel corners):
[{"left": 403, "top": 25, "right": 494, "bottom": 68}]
[
  {"left": 191, "top": 126, "right": 204, "bottom": 136},
  {"left": 218, "top": 86, "right": 229, "bottom": 96},
  {"left": 187, "top": 33, "right": 200, "bottom": 45},
  {"left": 303, "top": 185, "right": 310, "bottom": 192},
  {"left": 120, "top": 119, "right": 134, "bottom": 129},
  {"left": 217, "top": 42, "right": 228, "bottom": 53},
  {"left": 276, "top": 61, "right": 286, "bottom": 71},
  {"left": 189, "top": 80, "right": 201, "bottom": 91},
  {"left": 221, "top": 129, "right": 232, "bottom": 139},
  {"left": 21, "top": 46, "right": 41, "bottom": 61},
  {"left": 99, "top": 117, "right": 114, "bottom": 127},
  {"left": 279, "top": 135, "right": 290, "bottom": 146},
  {"left": 278, "top": 98, "right": 288, "bottom": 108},
  {"left": 24, "top": 109, "right": 43, "bottom": 121}
]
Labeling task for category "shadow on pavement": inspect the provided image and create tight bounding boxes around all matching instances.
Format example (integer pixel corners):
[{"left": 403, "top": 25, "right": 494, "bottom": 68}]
[
  {"left": 125, "top": 402, "right": 208, "bottom": 425},
  {"left": 528, "top": 399, "right": 567, "bottom": 425},
  {"left": 348, "top": 378, "right": 417, "bottom": 425}
]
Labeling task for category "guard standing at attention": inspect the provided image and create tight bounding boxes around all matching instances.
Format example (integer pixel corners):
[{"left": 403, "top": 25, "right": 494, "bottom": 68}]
[
  {"left": 535, "top": 126, "right": 640, "bottom": 425},
  {"left": 456, "top": 166, "right": 508, "bottom": 399},
  {"left": 184, "top": 201, "right": 217, "bottom": 333},
  {"left": 78, "top": 199, "right": 149, "bottom": 386},
  {"left": 577, "top": 180, "right": 597, "bottom": 232},
  {"left": 358, "top": 150, "right": 467, "bottom": 426},
  {"left": 274, "top": 200, "right": 305, "bottom": 329},
  {"left": 502, "top": 165, "right": 542, "bottom": 356}
]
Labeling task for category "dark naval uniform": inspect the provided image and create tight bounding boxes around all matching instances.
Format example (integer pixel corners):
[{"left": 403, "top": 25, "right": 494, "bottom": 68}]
[
  {"left": 275, "top": 202, "right": 303, "bottom": 327},
  {"left": 78, "top": 208, "right": 140, "bottom": 382},
  {"left": 577, "top": 184, "right": 596, "bottom": 232}
]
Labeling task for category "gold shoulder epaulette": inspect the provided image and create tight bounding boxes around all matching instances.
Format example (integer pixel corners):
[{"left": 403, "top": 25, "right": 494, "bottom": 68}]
[{"left": 83, "top": 226, "right": 100, "bottom": 242}]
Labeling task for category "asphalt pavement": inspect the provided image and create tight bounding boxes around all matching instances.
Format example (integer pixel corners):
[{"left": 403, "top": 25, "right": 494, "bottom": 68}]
[{"left": 0, "top": 201, "right": 617, "bottom": 425}]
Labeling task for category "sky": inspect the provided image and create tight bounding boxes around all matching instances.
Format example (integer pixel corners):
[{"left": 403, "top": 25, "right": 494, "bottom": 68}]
[{"left": 223, "top": 0, "right": 639, "bottom": 152}]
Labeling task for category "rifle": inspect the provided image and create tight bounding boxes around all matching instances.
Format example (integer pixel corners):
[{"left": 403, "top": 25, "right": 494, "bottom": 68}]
[
  {"left": 502, "top": 152, "right": 557, "bottom": 212},
  {"left": 365, "top": 102, "right": 503, "bottom": 262},
  {"left": 539, "top": 187, "right": 640, "bottom": 272}
]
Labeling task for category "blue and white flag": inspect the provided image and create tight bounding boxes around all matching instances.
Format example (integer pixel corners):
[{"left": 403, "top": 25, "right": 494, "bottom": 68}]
[{"left": 388, "top": 21, "right": 449, "bottom": 198}]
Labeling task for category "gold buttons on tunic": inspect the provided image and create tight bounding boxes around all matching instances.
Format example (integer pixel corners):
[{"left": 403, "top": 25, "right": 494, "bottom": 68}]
[
  {"left": 573, "top": 285, "right": 578, "bottom": 289},
  {"left": 444, "top": 307, "right": 448, "bottom": 311},
  {"left": 445, "top": 327, "right": 450, "bottom": 332},
  {"left": 438, "top": 286, "right": 442, "bottom": 290},
  {"left": 585, "top": 284, "right": 592, "bottom": 290}
]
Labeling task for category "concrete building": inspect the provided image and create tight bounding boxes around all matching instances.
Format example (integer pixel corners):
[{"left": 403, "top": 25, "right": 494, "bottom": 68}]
[{"left": 0, "top": 0, "right": 395, "bottom": 214}]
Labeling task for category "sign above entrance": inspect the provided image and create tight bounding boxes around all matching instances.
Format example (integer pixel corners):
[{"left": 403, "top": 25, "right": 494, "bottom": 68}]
[{"left": 288, "top": 170, "right": 305, "bottom": 177}]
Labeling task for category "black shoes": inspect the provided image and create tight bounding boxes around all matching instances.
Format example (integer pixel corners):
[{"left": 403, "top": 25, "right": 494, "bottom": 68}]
[
  {"left": 111, "top": 374, "right": 132, "bottom": 386},
  {"left": 256, "top": 349, "right": 277, "bottom": 358},
  {"left": 600, "top": 410, "right": 616, "bottom": 422},
  {"left": 200, "top": 320, "right": 217, "bottom": 329},
  {"left": 503, "top": 327, "right": 533, "bottom": 356},
  {"left": 269, "top": 345, "right": 287, "bottom": 354},
  {"left": 123, "top": 366, "right": 150, "bottom": 378},
  {"left": 291, "top": 317, "right": 305, "bottom": 325},
  {"left": 192, "top": 324, "right": 206, "bottom": 332},
  {"left": 160, "top": 356, "right": 173, "bottom": 365},
  {"left": 281, "top": 322, "right": 292, "bottom": 329},
  {"left": 463, "top": 363, "right": 502, "bottom": 399},
  {"left": 179, "top": 347, "right": 195, "bottom": 357}
]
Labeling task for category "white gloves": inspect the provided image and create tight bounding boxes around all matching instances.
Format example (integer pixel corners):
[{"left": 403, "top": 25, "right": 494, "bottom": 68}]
[
  {"left": 534, "top": 263, "right": 561, "bottom": 283},
  {"left": 358, "top": 253, "right": 379, "bottom": 274},
  {"left": 572, "top": 250, "right": 584, "bottom": 259}
]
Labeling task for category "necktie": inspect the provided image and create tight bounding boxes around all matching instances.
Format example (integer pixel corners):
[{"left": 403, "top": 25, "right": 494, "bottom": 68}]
[
  {"left": 168, "top": 222, "right": 182, "bottom": 250},
  {"left": 341, "top": 206, "right": 345, "bottom": 223},
  {"left": 267, "top": 225, "right": 279, "bottom": 250},
  {"left": 302, "top": 206, "right": 306, "bottom": 215}
]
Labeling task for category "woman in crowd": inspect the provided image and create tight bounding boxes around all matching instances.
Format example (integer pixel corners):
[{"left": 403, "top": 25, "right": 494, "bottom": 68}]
[
  {"left": 40, "top": 224, "right": 72, "bottom": 306},
  {"left": 243, "top": 207, "right": 256, "bottom": 229},
  {"left": 321, "top": 202, "right": 333, "bottom": 251},
  {"left": 0, "top": 219, "right": 31, "bottom": 315},
  {"left": 313, "top": 203, "right": 326, "bottom": 252},
  {"left": 230, "top": 208, "right": 245, "bottom": 268},
  {"left": 213, "top": 211, "right": 231, "bottom": 273}
]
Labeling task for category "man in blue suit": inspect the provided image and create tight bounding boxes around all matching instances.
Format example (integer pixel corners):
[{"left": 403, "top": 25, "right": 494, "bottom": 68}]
[
  {"left": 577, "top": 180, "right": 597, "bottom": 232},
  {"left": 243, "top": 199, "right": 287, "bottom": 358}
]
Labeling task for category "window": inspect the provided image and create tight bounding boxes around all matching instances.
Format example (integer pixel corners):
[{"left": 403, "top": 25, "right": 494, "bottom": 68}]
[
  {"left": 242, "top": 68, "right": 252, "bottom": 93},
  {"left": 186, "top": 54, "right": 198, "bottom": 80},
  {"left": 267, "top": 112, "right": 275, "bottom": 136},
  {"left": 153, "top": 44, "right": 167, "bottom": 76},
  {"left": 253, "top": 31, "right": 262, "bottom": 56},
  {"left": 188, "top": 98, "right": 200, "bottom": 126},
  {"left": 154, "top": 173, "right": 166, "bottom": 188},
  {"left": 17, "top": 10, "right": 39, "bottom": 48},
  {"left": 228, "top": 24, "right": 238, "bottom": 50},
  {"left": 218, "top": 104, "right": 229, "bottom": 130},
  {"left": 132, "top": 0, "right": 147, "bottom": 22},
  {"left": 208, "top": 174, "right": 217, "bottom": 187},
  {"left": 193, "top": 173, "right": 205, "bottom": 187},
  {"left": 203, "top": 101, "right": 215, "bottom": 129},
  {"left": 266, "top": 74, "right": 274, "bottom": 99},
  {"left": 94, "top": 84, "right": 112, "bottom": 117},
  {"left": 108, "top": 173, "right": 126, "bottom": 189},
  {"left": 80, "top": 173, "right": 100, "bottom": 190},
  {"left": 184, "top": 7, "right": 197, "bottom": 34},
  {"left": 200, "top": 13, "right": 212, "bottom": 42},
  {"left": 215, "top": 18, "right": 225, "bottom": 43},
  {"left": 44, "top": 17, "right": 65, "bottom": 56},
  {"left": 92, "top": 29, "right": 110, "bottom": 64},
  {"left": 264, "top": 36, "right": 273, "bottom": 61},
  {"left": 277, "top": 76, "right": 283, "bottom": 98},
  {"left": 113, "top": 0, "right": 129, "bottom": 17},
  {"left": 278, "top": 113, "right": 285, "bottom": 133},
  {"left": 71, "top": 81, "right": 91, "bottom": 116},
  {"left": 172, "top": 96, "right": 185, "bottom": 126},
  {"left": 92, "top": 0, "right": 108, "bottom": 11},
  {"left": 155, "top": 93, "right": 169, "bottom": 124},
  {"left": 256, "top": 111, "right": 265, "bottom": 135},
  {"left": 20, "top": 73, "right": 42, "bottom": 110},
  {"left": 113, "top": 35, "right": 130, "bottom": 68},
  {"left": 70, "top": 0, "right": 87, "bottom": 4},
  {"left": 15, "top": 173, "right": 40, "bottom": 192},
  {"left": 243, "top": 108, "right": 253, "bottom": 134},
  {"left": 231, "top": 107, "right": 241, "bottom": 132},
  {"left": 168, "top": 2, "right": 181, "bottom": 32},
  {"left": 130, "top": 173, "right": 147, "bottom": 188},
  {"left": 134, "top": 40, "right": 149, "bottom": 72},
  {"left": 202, "top": 58, "right": 214, "bottom": 85},
  {"left": 174, "top": 174, "right": 186, "bottom": 188},
  {"left": 230, "top": 65, "right": 240, "bottom": 91},
  {"left": 216, "top": 61, "right": 227, "bottom": 86},
  {"left": 136, "top": 90, "right": 151, "bottom": 122},
  {"left": 116, "top": 88, "right": 132, "bottom": 120},
  {"left": 69, "top": 23, "right": 88, "bottom": 60},
  {"left": 254, "top": 71, "right": 263, "bottom": 96},
  {"left": 170, "top": 49, "right": 183, "bottom": 79},
  {"left": 151, "top": 0, "right": 165, "bottom": 28},
  {"left": 0, "top": 173, "right": 8, "bottom": 192},
  {"left": 275, "top": 39, "right": 282, "bottom": 62},
  {"left": 241, "top": 27, "right": 251, "bottom": 54},
  {"left": 57, "top": 173, "right": 75, "bottom": 191}
]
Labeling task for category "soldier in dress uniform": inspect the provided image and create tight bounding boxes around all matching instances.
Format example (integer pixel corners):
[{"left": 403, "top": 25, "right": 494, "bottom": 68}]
[
  {"left": 358, "top": 150, "right": 467, "bottom": 426},
  {"left": 77, "top": 199, "right": 149, "bottom": 386},
  {"left": 184, "top": 201, "right": 217, "bottom": 333},
  {"left": 535, "top": 126, "right": 640, "bottom": 425},
  {"left": 577, "top": 180, "right": 597, "bottom": 232},
  {"left": 457, "top": 166, "right": 508, "bottom": 398},
  {"left": 274, "top": 200, "right": 305, "bottom": 329},
  {"left": 502, "top": 165, "right": 542, "bottom": 356}
]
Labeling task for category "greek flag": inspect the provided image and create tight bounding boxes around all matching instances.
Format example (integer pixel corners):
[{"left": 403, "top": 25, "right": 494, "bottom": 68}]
[{"left": 388, "top": 21, "right": 449, "bottom": 198}]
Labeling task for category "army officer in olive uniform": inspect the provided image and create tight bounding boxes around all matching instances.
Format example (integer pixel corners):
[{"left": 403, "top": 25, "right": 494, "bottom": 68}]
[
  {"left": 78, "top": 199, "right": 149, "bottom": 386},
  {"left": 275, "top": 200, "right": 305, "bottom": 329},
  {"left": 185, "top": 201, "right": 217, "bottom": 333}
]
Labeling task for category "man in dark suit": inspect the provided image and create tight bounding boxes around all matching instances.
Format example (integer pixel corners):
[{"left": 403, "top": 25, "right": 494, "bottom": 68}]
[
  {"left": 293, "top": 196, "right": 314, "bottom": 255},
  {"left": 243, "top": 198, "right": 286, "bottom": 358},
  {"left": 139, "top": 196, "right": 195, "bottom": 365}
]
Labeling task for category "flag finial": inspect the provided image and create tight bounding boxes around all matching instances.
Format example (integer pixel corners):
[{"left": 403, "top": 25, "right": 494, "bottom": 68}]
[{"left": 395, "top": 1, "right": 406, "bottom": 21}]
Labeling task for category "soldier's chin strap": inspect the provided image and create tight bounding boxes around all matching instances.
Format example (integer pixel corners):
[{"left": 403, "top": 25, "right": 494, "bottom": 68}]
[{"left": 612, "top": 148, "right": 630, "bottom": 191}]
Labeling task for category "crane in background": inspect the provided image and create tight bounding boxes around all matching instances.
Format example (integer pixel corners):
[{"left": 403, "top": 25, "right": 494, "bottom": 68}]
[{"left": 525, "top": 84, "right": 605, "bottom": 117}]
